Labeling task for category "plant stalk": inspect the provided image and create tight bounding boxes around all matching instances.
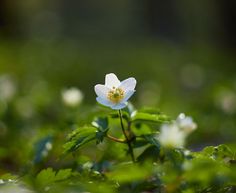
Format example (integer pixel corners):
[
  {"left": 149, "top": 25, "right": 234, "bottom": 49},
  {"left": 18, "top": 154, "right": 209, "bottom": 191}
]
[
  {"left": 118, "top": 109, "right": 135, "bottom": 163},
  {"left": 106, "top": 134, "right": 127, "bottom": 143}
]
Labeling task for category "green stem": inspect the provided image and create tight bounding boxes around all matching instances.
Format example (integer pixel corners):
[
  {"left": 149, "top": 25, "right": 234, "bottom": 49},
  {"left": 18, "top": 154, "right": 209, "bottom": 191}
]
[
  {"left": 118, "top": 109, "right": 135, "bottom": 163},
  {"left": 106, "top": 134, "right": 127, "bottom": 143}
]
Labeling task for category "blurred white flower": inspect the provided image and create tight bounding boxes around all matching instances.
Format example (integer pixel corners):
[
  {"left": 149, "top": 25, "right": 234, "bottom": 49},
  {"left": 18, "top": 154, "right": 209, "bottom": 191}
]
[
  {"left": 94, "top": 73, "right": 136, "bottom": 110},
  {"left": 158, "top": 124, "right": 185, "bottom": 148},
  {"left": 0, "top": 75, "right": 16, "bottom": 101},
  {"left": 41, "top": 149, "right": 49, "bottom": 157},
  {"left": 215, "top": 90, "right": 236, "bottom": 114},
  {"left": 138, "top": 82, "right": 161, "bottom": 106},
  {"left": 158, "top": 114, "right": 197, "bottom": 148},
  {"left": 0, "top": 121, "right": 7, "bottom": 137},
  {"left": 15, "top": 97, "right": 34, "bottom": 118},
  {"left": 181, "top": 64, "right": 204, "bottom": 89},
  {"left": 176, "top": 113, "right": 197, "bottom": 134},
  {"left": 45, "top": 142, "right": 52, "bottom": 150},
  {"left": 41, "top": 142, "right": 53, "bottom": 158},
  {"left": 62, "top": 87, "right": 84, "bottom": 107}
]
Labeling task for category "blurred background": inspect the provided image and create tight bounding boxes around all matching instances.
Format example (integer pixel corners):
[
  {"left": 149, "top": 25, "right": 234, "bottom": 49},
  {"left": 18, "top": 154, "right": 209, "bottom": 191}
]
[{"left": 0, "top": 0, "right": 236, "bottom": 173}]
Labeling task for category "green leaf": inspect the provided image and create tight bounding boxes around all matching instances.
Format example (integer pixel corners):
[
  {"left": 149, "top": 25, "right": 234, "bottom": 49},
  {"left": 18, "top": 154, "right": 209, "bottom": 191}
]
[
  {"left": 36, "top": 168, "right": 72, "bottom": 187},
  {"left": 200, "top": 144, "right": 234, "bottom": 161},
  {"left": 54, "top": 169, "right": 72, "bottom": 181},
  {"left": 143, "top": 134, "right": 160, "bottom": 148},
  {"left": 63, "top": 126, "right": 97, "bottom": 154},
  {"left": 92, "top": 117, "right": 109, "bottom": 132},
  {"left": 201, "top": 146, "right": 215, "bottom": 156},
  {"left": 138, "top": 107, "right": 161, "bottom": 114},
  {"left": 92, "top": 117, "right": 109, "bottom": 144},
  {"left": 183, "top": 157, "right": 231, "bottom": 186},
  {"left": 167, "top": 149, "right": 185, "bottom": 167},
  {"left": 131, "top": 111, "right": 170, "bottom": 124},
  {"left": 133, "top": 138, "right": 149, "bottom": 148},
  {"left": 96, "top": 130, "right": 106, "bottom": 144},
  {"left": 132, "top": 123, "right": 153, "bottom": 136},
  {"left": 110, "top": 110, "right": 130, "bottom": 121},
  {"left": 36, "top": 168, "right": 56, "bottom": 187},
  {"left": 0, "top": 173, "right": 18, "bottom": 181},
  {"left": 216, "top": 144, "right": 234, "bottom": 159},
  {"left": 106, "top": 162, "right": 152, "bottom": 183},
  {"left": 137, "top": 145, "right": 160, "bottom": 162},
  {"left": 135, "top": 135, "right": 161, "bottom": 162}
]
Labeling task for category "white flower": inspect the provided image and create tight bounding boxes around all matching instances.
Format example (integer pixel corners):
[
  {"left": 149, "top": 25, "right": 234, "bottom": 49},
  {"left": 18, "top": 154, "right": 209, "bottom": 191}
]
[
  {"left": 94, "top": 73, "right": 136, "bottom": 110},
  {"left": 0, "top": 75, "right": 16, "bottom": 101},
  {"left": 158, "top": 124, "right": 185, "bottom": 148},
  {"left": 215, "top": 90, "right": 236, "bottom": 114},
  {"left": 176, "top": 113, "right": 197, "bottom": 134},
  {"left": 62, "top": 87, "right": 84, "bottom": 107},
  {"left": 158, "top": 114, "right": 197, "bottom": 149}
]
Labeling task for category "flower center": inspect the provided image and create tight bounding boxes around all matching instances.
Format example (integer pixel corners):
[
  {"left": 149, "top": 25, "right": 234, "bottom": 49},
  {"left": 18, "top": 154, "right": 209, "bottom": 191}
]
[{"left": 107, "top": 87, "right": 124, "bottom": 103}]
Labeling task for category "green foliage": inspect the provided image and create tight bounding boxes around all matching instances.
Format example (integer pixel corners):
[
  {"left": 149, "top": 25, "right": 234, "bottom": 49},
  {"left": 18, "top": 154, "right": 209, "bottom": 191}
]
[
  {"left": 137, "top": 145, "right": 160, "bottom": 162},
  {"left": 106, "top": 162, "right": 152, "bottom": 183},
  {"left": 92, "top": 117, "right": 109, "bottom": 143},
  {"left": 131, "top": 111, "right": 170, "bottom": 124},
  {"left": 0, "top": 173, "right": 18, "bottom": 182},
  {"left": 36, "top": 168, "right": 72, "bottom": 187},
  {"left": 92, "top": 117, "right": 109, "bottom": 132},
  {"left": 48, "top": 107, "right": 235, "bottom": 193},
  {"left": 0, "top": 76, "right": 236, "bottom": 193},
  {"left": 63, "top": 126, "right": 97, "bottom": 154},
  {"left": 201, "top": 144, "right": 234, "bottom": 161}
]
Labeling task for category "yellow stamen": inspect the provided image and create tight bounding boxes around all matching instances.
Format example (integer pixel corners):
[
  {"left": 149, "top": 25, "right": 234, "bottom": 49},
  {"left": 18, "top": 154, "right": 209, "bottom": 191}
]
[{"left": 107, "top": 87, "right": 124, "bottom": 103}]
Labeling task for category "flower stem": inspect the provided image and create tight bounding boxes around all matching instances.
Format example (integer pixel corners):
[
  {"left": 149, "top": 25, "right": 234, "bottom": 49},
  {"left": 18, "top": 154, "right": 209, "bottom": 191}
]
[
  {"left": 118, "top": 109, "right": 135, "bottom": 163},
  {"left": 106, "top": 134, "right": 127, "bottom": 143}
]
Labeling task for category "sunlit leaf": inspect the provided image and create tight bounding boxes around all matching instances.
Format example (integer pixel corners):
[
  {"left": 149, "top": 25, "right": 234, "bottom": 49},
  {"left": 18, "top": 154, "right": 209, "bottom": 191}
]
[
  {"left": 63, "top": 126, "right": 97, "bottom": 153},
  {"left": 92, "top": 117, "right": 109, "bottom": 144},
  {"left": 106, "top": 162, "right": 152, "bottom": 183},
  {"left": 132, "top": 123, "right": 154, "bottom": 136},
  {"left": 36, "top": 168, "right": 72, "bottom": 187},
  {"left": 36, "top": 168, "right": 56, "bottom": 187},
  {"left": 92, "top": 117, "right": 109, "bottom": 132},
  {"left": 143, "top": 134, "right": 160, "bottom": 148},
  {"left": 137, "top": 145, "right": 160, "bottom": 162},
  {"left": 54, "top": 169, "right": 72, "bottom": 181},
  {"left": 131, "top": 111, "right": 170, "bottom": 123},
  {"left": 200, "top": 144, "right": 234, "bottom": 161}
]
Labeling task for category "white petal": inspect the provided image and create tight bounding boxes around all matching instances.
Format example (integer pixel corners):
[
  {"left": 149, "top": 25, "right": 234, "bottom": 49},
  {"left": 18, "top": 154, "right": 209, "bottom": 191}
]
[
  {"left": 120, "top": 77, "right": 136, "bottom": 91},
  {"left": 94, "top": 84, "right": 109, "bottom": 100},
  {"left": 105, "top": 73, "right": 121, "bottom": 88},
  {"left": 96, "top": 97, "right": 113, "bottom": 107},
  {"left": 111, "top": 102, "right": 127, "bottom": 110},
  {"left": 158, "top": 124, "right": 185, "bottom": 148},
  {"left": 122, "top": 90, "right": 135, "bottom": 102}
]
